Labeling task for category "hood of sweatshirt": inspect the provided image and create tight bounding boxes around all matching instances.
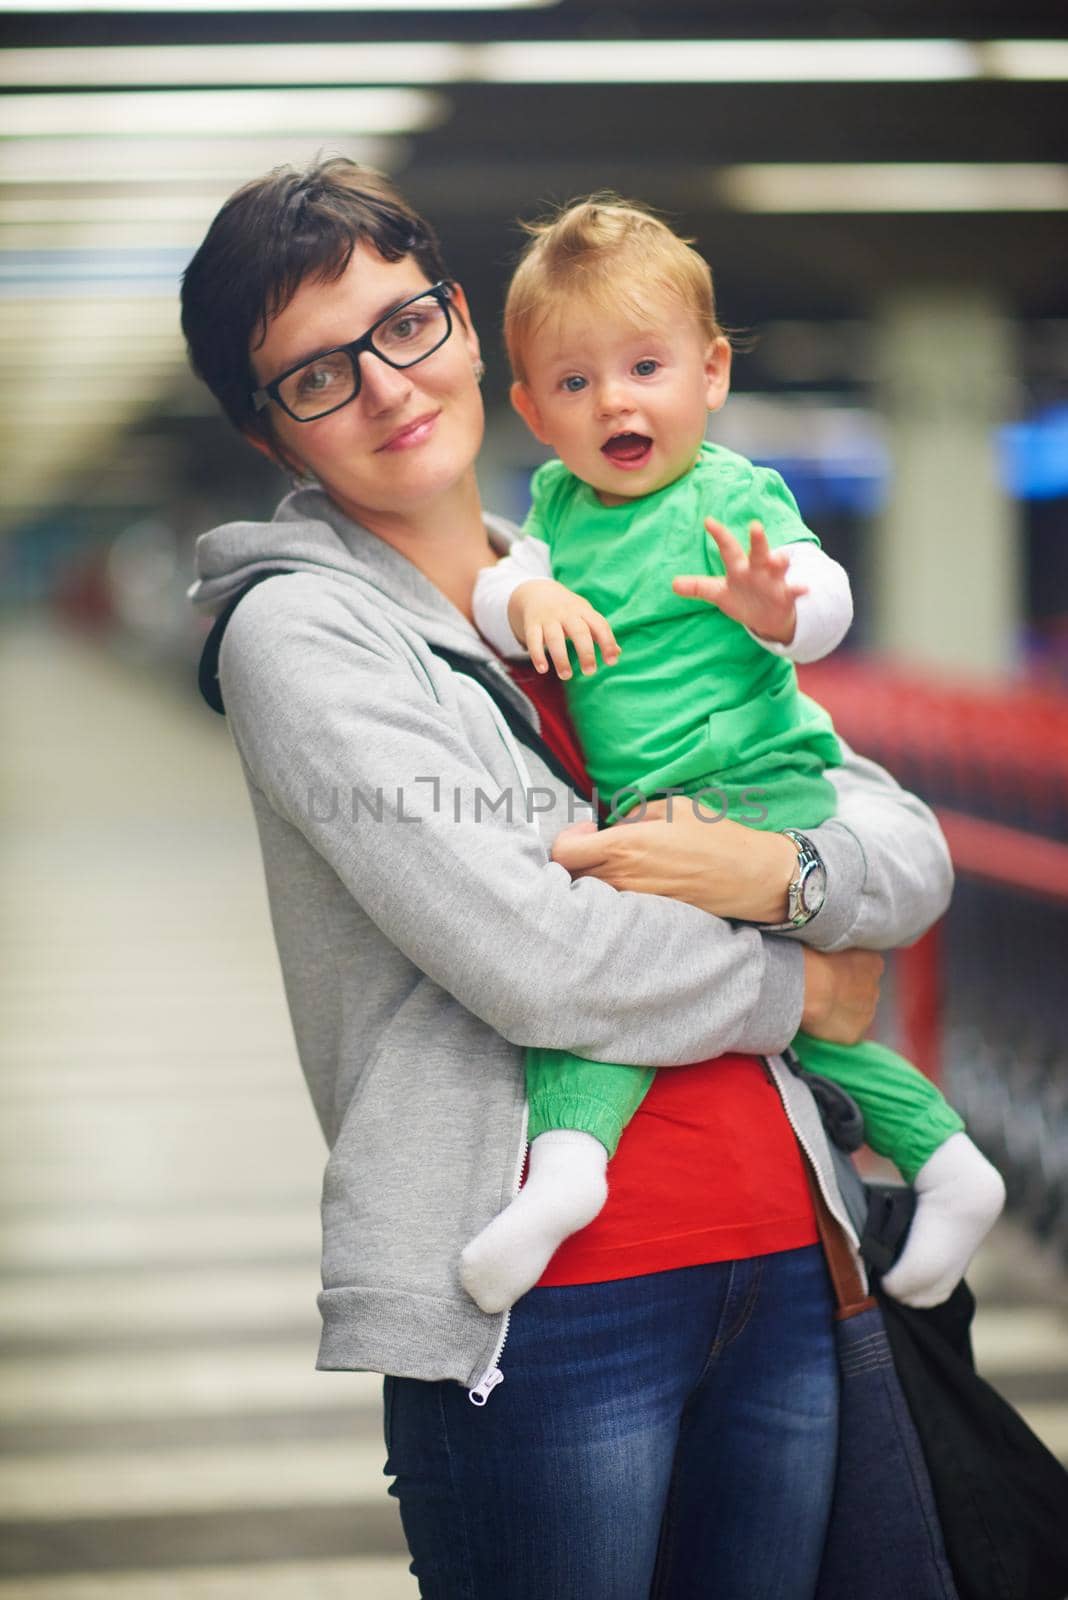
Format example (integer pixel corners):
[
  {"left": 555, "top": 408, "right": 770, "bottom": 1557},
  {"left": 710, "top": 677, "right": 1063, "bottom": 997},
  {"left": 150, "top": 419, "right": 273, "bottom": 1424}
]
[{"left": 188, "top": 482, "right": 519, "bottom": 662}]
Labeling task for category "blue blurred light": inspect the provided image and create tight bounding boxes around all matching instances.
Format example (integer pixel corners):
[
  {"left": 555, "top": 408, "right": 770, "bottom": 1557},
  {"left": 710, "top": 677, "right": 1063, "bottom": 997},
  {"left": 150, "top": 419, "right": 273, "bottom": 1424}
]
[{"left": 1000, "top": 406, "right": 1068, "bottom": 501}]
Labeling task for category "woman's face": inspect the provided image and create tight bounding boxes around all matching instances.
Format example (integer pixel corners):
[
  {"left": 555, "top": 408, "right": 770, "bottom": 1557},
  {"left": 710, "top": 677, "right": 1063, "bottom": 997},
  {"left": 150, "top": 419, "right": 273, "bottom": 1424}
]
[{"left": 249, "top": 241, "right": 484, "bottom": 529}]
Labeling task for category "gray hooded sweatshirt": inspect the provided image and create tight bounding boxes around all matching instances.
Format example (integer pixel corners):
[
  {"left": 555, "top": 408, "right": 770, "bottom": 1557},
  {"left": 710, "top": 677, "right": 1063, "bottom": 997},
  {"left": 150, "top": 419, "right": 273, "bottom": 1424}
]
[{"left": 189, "top": 484, "right": 953, "bottom": 1395}]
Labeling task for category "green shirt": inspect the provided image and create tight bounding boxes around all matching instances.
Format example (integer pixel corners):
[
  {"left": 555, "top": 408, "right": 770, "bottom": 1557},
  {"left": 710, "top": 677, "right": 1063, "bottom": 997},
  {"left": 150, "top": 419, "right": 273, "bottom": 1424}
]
[{"left": 525, "top": 441, "right": 843, "bottom": 828}]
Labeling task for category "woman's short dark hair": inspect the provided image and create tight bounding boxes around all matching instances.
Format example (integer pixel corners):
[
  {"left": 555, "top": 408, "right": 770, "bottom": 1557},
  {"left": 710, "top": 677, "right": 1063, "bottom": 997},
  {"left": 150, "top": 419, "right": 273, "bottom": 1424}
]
[{"left": 180, "top": 157, "right": 450, "bottom": 440}]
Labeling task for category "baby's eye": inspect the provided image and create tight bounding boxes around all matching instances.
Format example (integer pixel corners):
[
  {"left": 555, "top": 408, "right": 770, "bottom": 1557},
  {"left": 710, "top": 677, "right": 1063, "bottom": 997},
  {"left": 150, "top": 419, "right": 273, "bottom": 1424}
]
[
  {"left": 634, "top": 358, "right": 660, "bottom": 377},
  {"left": 561, "top": 374, "right": 587, "bottom": 393}
]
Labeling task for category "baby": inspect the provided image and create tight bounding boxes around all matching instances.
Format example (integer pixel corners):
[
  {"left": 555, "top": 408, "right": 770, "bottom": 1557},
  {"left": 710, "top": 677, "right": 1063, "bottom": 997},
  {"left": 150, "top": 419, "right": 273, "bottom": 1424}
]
[{"left": 462, "top": 195, "right": 1004, "bottom": 1316}]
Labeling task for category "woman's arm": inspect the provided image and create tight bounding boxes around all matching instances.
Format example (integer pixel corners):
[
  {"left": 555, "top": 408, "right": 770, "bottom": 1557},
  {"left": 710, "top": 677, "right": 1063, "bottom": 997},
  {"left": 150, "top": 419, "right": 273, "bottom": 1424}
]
[
  {"left": 550, "top": 740, "right": 952, "bottom": 954},
  {"left": 220, "top": 577, "right": 854, "bottom": 1070},
  {"left": 811, "top": 741, "right": 953, "bottom": 951}
]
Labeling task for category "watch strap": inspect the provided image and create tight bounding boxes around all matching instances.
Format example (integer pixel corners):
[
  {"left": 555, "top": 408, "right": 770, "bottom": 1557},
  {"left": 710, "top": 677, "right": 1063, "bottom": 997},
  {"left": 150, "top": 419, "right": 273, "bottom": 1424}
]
[{"left": 756, "top": 829, "right": 824, "bottom": 932}]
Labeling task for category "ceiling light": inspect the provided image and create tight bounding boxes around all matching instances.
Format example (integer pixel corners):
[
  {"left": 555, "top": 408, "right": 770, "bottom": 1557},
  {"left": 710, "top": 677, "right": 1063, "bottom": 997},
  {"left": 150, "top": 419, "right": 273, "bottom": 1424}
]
[
  {"left": 0, "top": 136, "right": 401, "bottom": 185},
  {"left": 475, "top": 39, "right": 978, "bottom": 82},
  {"left": 978, "top": 40, "right": 1068, "bottom": 80},
  {"left": 3, "top": 38, "right": 963, "bottom": 91},
  {"left": 2, "top": 43, "right": 467, "bottom": 87},
  {"left": 0, "top": 0, "right": 557, "bottom": 10},
  {"left": 719, "top": 164, "right": 1068, "bottom": 212},
  {"left": 6, "top": 38, "right": 1068, "bottom": 90},
  {"left": 0, "top": 89, "right": 443, "bottom": 138}
]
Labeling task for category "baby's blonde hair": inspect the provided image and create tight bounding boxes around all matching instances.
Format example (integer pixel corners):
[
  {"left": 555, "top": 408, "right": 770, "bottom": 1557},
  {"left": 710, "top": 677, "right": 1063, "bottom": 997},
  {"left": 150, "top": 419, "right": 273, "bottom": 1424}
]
[{"left": 504, "top": 193, "right": 724, "bottom": 383}]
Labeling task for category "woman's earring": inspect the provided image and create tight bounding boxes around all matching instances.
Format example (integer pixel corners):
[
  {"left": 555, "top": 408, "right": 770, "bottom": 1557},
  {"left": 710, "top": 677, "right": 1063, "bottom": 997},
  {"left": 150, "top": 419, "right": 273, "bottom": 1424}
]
[{"left": 473, "top": 358, "right": 486, "bottom": 384}]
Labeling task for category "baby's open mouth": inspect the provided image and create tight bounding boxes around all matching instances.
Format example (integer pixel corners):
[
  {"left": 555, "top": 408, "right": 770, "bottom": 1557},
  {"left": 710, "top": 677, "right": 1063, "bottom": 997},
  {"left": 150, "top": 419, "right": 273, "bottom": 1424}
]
[{"left": 601, "top": 432, "right": 653, "bottom": 465}]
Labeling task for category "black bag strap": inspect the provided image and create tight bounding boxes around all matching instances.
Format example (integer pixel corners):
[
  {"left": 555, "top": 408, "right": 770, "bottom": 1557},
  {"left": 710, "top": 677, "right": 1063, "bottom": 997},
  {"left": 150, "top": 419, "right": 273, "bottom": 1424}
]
[
  {"left": 860, "top": 1183, "right": 918, "bottom": 1276},
  {"left": 197, "top": 572, "right": 596, "bottom": 807},
  {"left": 802, "top": 1158, "right": 875, "bottom": 1320},
  {"left": 198, "top": 568, "right": 293, "bottom": 714},
  {"left": 428, "top": 642, "right": 595, "bottom": 806}
]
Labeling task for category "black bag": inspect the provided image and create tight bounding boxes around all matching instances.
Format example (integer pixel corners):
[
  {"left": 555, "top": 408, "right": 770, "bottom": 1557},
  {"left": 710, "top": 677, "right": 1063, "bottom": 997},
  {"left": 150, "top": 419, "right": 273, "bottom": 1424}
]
[
  {"left": 878, "top": 1281, "right": 1068, "bottom": 1600},
  {"left": 793, "top": 1056, "right": 1068, "bottom": 1596},
  {"left": 810, "top": 1143, "right": 1068, "bottom": 1600},
  {"left": 809, "top": 1167, "right": 960, "bottom": 1600}
]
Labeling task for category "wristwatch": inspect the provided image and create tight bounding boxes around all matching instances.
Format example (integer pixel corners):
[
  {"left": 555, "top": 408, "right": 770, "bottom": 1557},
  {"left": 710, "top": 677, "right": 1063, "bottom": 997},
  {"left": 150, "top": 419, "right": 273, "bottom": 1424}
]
[{"left": 758, "top": 829, "right": 827, "bottom": 931}]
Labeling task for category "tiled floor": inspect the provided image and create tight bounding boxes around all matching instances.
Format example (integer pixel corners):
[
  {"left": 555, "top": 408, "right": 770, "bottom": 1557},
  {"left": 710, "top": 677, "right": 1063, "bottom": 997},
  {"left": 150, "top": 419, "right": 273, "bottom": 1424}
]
[
  {"left": 2, "top": 618, "right": 1066, "bottom": 1597},
  {"left": 1, "top": 620, "right": 415, "bottom": 1597}
]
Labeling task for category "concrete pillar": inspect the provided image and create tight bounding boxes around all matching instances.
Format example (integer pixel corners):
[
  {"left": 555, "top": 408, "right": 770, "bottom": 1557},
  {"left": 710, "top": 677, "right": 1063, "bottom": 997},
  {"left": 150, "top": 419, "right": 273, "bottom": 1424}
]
[{"left": 871, "top": 287, "right": 1022, "bottom": 678}]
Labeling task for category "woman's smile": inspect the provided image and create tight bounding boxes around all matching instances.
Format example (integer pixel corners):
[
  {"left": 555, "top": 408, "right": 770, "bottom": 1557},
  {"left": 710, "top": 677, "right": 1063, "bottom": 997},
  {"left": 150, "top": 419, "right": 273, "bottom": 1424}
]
[{"left": 375, "top": 409, "right": 441, "bottom": 452}]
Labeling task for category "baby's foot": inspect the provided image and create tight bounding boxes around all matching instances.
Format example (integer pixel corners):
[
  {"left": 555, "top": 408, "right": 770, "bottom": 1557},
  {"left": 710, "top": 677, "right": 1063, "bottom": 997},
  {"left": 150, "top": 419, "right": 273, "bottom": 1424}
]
[
  {"left": 881, "top": 1132, "right": 1006, "bottom": 1309},
  {"left": 460, "top": 1130, "right": 608, "bottom": 1314}
]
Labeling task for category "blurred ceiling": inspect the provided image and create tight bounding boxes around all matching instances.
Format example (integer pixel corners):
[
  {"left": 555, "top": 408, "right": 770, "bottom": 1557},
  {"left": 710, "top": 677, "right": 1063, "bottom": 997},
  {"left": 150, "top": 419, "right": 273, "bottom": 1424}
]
[{"left": 1, "top": 0, "right": 1067, "bottom": 532}]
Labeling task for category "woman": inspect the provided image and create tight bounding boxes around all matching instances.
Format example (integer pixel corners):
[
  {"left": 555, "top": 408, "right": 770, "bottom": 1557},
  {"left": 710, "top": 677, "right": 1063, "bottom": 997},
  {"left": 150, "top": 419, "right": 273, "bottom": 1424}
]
[{"left": 182, "top": 159, "right": 953, "bottom": 1599}]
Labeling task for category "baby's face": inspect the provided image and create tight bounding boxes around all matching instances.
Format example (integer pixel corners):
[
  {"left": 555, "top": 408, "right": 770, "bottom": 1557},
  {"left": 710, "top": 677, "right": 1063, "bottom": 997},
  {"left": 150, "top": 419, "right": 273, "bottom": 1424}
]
[{"left": 512, "top": 290, "right": 730, "bottom": 505}]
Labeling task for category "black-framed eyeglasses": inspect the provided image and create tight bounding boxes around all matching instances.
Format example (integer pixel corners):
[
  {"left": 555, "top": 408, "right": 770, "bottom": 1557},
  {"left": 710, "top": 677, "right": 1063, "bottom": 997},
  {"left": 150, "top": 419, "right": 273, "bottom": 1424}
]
[{"left": 251, "top": 281, "right": 454, "bottom": 423}]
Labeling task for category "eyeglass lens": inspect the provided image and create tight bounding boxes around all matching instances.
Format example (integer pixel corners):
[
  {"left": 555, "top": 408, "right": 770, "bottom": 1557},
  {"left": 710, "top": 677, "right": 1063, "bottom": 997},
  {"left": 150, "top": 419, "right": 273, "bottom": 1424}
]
[{"left": 277, "top": 292, "right": 450, "bottom": 420}]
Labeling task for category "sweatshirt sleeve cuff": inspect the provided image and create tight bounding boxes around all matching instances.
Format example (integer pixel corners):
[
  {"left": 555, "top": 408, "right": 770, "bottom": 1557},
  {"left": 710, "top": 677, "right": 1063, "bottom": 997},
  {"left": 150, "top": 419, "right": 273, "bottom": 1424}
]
[
  {"left": 735, "top": 935, "right": 806, "bottom": 1056},
  {"left": 781, "top": 818, "right": 866, "bottom": 953}
]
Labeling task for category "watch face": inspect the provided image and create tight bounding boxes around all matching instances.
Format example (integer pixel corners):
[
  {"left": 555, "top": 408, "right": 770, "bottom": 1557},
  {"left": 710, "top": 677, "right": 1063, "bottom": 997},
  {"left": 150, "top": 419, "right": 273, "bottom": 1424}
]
[{"left": 800, "top": 860, "right": 827, "bottom": 917}]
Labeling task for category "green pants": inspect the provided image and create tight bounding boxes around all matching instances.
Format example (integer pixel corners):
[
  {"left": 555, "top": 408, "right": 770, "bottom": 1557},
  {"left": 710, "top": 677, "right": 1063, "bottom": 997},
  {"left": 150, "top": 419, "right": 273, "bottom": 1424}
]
[{"left": 526, "top": 1029, "right": 963, "bottom": 1183}]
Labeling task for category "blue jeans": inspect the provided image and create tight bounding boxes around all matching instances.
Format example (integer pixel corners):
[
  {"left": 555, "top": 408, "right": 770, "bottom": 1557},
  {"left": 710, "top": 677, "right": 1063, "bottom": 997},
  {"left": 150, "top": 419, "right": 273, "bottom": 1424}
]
[{"left": 383, "top": 1244, "right": 838, "bottom": 1599}]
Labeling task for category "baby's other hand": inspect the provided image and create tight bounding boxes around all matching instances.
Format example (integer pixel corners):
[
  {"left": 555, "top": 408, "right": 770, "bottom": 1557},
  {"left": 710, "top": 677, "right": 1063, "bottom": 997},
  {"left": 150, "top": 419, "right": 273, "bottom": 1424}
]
[
  {"left": 672, "top": 519, "right": 807, "bottom": 646},
  {"left": 507, "top": 579, "right": 621, "bottom": 680}
]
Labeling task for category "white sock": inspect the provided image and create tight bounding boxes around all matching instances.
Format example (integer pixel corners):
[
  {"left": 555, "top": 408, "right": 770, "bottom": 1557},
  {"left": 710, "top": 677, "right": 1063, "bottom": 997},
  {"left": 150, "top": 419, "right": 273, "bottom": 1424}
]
[
  {"left": 881, "top": 1132, "right": 1006, "bottom": 1309},
  {"left": 460, "top": 1130, "right": 609, "bottom": 1314}
]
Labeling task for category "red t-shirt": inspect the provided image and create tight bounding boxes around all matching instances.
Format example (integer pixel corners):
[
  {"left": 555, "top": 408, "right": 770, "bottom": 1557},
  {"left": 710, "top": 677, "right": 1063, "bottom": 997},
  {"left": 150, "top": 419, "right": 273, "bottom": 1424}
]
[{"left": 505, "top": 661, "right": 818, "bottom": 1286}]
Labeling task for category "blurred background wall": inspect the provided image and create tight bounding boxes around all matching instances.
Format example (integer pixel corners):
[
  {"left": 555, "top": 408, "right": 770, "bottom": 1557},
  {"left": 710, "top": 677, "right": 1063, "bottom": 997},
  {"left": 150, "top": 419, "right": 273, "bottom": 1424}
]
[{"left": 2, "top": 3, "right": 1068, "bottom": 1595}]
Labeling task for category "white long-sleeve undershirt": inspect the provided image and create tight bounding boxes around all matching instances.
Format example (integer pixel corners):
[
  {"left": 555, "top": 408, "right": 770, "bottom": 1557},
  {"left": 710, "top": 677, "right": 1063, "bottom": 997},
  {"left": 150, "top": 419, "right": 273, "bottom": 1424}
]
[{"left": 473, "top": 535, "right": 854, "bottom": 666}]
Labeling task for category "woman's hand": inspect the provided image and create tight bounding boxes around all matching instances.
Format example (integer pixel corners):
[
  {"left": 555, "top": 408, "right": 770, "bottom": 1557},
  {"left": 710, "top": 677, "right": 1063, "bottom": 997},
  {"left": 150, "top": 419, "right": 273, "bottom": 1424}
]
[
  {"left": 507, "top": 579, "right": 620, "bottom": 680},
  {"left": 799, "top": 948, "right": 884, "bottom": 1044},
  {"left": 551, "top": 801, "right": 800, "bottom": 924}
]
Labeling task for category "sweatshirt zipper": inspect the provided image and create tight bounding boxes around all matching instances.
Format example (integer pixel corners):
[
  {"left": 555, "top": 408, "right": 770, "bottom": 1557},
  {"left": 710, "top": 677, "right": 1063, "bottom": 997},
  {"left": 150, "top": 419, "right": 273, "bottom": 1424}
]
[
  {"left": 468, "top": 1110, "right": 530, "bottom": 1407},
  {"left": 468, "top": 1324, "right": 508, "bottom": 1406},
  {"left": 765, "top": 1054, "right": 861, "bottom": 1252},
  {"left": 458, "top": 674, "right": 539, "bottom": 1407}
]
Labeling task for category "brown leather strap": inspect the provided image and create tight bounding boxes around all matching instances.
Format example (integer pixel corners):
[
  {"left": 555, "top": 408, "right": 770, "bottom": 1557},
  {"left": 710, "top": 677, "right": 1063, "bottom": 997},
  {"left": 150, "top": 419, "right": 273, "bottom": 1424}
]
[{"left": 804, "top": 1160, "right": 876, "bottom": 1321}]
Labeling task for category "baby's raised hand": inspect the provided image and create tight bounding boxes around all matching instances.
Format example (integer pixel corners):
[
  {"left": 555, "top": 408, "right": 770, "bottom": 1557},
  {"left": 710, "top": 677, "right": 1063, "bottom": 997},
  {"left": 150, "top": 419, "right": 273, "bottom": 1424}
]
[
  {"left": 507, "top": 579, "right": 621, "bottom": 680},
  {"left": 672, "top": 519, "right": 807, "bottom": 645}
]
